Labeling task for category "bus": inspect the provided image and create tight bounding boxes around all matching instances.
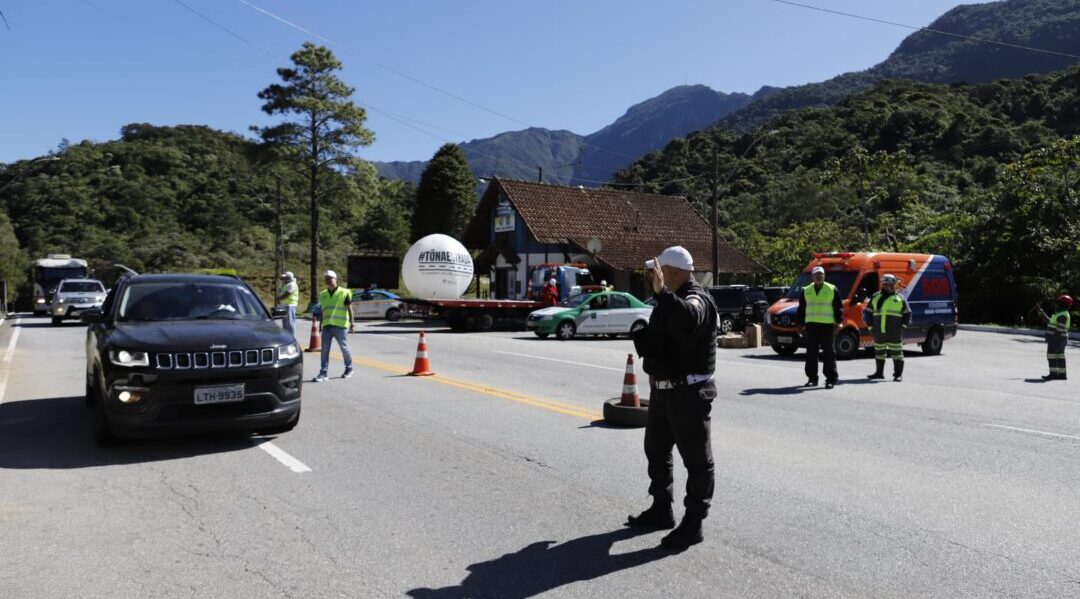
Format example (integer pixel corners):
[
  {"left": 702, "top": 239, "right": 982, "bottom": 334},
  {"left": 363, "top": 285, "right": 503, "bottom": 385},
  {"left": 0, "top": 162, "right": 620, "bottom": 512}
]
[{"left": 31, "top": 255, "right": 89, "bottom": 315}]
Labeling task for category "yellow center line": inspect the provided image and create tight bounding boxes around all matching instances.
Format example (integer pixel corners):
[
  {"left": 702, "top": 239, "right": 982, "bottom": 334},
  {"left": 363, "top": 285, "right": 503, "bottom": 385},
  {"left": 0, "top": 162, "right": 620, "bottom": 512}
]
[{"left": 324, "top": 350, "right": 604, "bottom": 421}]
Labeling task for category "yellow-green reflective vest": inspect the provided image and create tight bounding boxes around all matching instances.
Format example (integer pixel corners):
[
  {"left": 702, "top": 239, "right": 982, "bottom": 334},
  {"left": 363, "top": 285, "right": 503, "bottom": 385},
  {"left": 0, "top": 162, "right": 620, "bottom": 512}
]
[
  {"left": 279, "top": 282, "right": 299, "bottom": 306},
  {"left": 873, "top": 292, "right": 905, "bottom": 333},
  {"left": 1050, "top": 310, "right": 1071, "bottom": 335},
  {"left": 319, "top": 287, "right": 351, "bottom": 329},
  {"left": 803, "top": 282, "right": 837, "bottom": 324}
]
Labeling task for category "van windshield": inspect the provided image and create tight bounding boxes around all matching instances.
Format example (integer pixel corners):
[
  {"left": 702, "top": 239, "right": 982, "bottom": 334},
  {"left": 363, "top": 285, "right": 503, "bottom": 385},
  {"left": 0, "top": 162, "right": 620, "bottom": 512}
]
[{"left": 784, "top": 271, "right": 860, "bottom": 300}]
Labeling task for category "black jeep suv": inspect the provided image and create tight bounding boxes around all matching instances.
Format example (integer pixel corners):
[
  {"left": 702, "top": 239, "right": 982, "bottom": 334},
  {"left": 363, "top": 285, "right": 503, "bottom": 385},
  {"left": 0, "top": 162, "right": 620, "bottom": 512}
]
[
  {"left": 707, "top": 285, "right": 770, "bottom": 334},
  {"left": 83, "top": 274, "right": 303, "bottom": 446}
]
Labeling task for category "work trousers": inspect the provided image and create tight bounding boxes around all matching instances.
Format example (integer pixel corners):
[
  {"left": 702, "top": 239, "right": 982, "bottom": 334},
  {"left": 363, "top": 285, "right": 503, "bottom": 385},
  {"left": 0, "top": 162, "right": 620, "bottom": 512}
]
[
  {"left": 872, "top": 320, "right": 904, "bottom": 373},
  {"left": 319, "top": 325, "right": 352, "bottom": 376},
  {"left": 281, "top": 305, "right": 297, "bottom": 335},
  {"left": 1047, "top": 335, "right": 1067, "bottom": 378},
  {"left": 644, "top": 380, "right": 716, "bottom": 521},
  {"left": 804, "top": 323, "right": 838, "bottom": 383}
]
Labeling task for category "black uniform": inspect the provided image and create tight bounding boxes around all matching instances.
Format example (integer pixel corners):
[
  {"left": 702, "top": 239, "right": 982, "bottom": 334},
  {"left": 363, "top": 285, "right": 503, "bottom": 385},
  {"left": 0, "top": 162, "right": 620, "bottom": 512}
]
[
  {"left": 632, "top": 279, "right": 718, "bottom": 522},
  {"left": 797, "top": 283, "right": 843, "bottom": 384}
]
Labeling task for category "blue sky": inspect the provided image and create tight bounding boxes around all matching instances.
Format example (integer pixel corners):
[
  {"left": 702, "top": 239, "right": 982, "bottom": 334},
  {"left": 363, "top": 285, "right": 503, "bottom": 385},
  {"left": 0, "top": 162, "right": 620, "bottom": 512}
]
[{"left": 0, "top": 0, "right": 978, "bottom": 164}]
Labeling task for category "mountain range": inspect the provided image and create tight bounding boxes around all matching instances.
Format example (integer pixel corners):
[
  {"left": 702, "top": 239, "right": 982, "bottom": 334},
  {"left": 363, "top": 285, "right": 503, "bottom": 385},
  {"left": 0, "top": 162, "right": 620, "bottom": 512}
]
[{"left": 374, "top": 0, "right": 1080, "bottom": 187}]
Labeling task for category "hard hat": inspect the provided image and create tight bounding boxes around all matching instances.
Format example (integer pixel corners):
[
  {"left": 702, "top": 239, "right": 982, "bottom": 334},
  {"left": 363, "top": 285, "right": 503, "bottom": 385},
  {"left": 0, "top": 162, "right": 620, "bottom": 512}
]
[
  {"left": 549, "top": 278, "right": 556, "bottom": 285},
  {"left": 323, "top": 270, "right": 338, "bottom": 279},
  {"left": 811, "top": 266, "right": 825, "bottom": 276},
  {"left": 1057, "top": 294, "right": 1073, "bottom": 307},
  {"left": 882, "top": 274, "right": 897, "bottom": 284},
  {"left": 645, "top": 246, "right": 693, "bottom": 271}
]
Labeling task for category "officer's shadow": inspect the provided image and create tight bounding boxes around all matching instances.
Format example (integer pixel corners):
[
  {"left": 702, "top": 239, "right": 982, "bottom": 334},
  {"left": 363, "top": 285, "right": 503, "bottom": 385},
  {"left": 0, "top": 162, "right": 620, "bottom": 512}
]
[{"left": 406, "top": 527, "right": 673, "bottom": 599}]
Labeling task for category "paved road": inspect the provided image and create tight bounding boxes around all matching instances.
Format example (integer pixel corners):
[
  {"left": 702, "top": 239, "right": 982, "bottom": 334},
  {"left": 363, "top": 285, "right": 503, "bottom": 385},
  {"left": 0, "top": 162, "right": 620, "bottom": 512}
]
[{"left": 1, "top": 316, "right": 1079, "bottom": 598}]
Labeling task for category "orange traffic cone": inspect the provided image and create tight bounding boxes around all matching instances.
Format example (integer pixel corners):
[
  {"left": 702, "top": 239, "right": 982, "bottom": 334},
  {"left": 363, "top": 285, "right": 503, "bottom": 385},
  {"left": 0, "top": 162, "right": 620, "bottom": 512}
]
[
  {"left": 306, "top": 314, "right": 322, "bottom": 352},
  {"left": 409, "top": 331, "right": 435, "bottom": 376},
  {"left": 620, "top": 354, "right": 640, "bottom": 407}
]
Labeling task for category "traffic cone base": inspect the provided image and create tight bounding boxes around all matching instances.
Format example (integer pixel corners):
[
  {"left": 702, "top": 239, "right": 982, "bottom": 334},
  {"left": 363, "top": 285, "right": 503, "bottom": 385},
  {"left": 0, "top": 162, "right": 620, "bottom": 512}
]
[
  {"left": 620, "top": 353, "right": 640, "bottom": 407},
  {"left": 306, "top": 316, "right": 321, "bottom": 352},
  {"left": 409, "top": 331, "right": 436, "bottom": 376}
]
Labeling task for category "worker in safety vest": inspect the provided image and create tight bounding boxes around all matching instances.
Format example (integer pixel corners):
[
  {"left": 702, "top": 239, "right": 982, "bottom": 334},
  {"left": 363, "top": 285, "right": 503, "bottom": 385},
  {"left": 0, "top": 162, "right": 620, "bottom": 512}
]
[
  {"left": 863, "top": 274, "right": 912, "bottom": 382},
  {"left": 276, "top": 271, "right": 299, "bottom": 335},
  {"left": 313, "top": 270, "right": 354, "bottom": 382},
  {"left": 797, "top": 266, "right": 842, "bottom": 389},
  {"left": 541, "top": 278, "right": 559, "bottom": 306},
  {"left": 1037, "top": 295, "right": 1072, "bottom": 380}
]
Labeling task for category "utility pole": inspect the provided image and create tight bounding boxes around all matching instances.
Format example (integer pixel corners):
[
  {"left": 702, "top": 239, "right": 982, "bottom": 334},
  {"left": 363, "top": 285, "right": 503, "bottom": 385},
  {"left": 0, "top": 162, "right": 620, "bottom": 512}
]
[
  {"left": 538, "top": 166, "right": 543, "bottom": 183},
  {"left": 275, "top": 177, "right": 285, "bottom": 281},
  {"left": 711, "top": 147, "right": 719, "bottom": 282}
]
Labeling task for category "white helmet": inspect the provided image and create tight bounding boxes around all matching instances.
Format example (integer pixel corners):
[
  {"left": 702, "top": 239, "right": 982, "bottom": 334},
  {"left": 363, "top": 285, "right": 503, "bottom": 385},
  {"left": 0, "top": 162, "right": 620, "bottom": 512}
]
[
  {"left": 323, "top": 270, "right": 338, "bottom": 279},
  {"left": 882, "top": 274, "right": 897, "bottom": 284}
]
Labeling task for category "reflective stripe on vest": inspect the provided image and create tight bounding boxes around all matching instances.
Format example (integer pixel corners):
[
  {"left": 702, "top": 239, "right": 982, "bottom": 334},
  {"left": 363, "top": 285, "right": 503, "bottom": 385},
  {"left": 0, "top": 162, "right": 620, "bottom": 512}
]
[
  {"left": 319, "top": 287, "right": 351, "bottom": 328},
  {"left": 280, "top": 282, "right": 299, "bottom": 306},
  {"left": 804, "top": 282, "right": 837, "bottom": 324},
  {"left": 873, "top": 292, "right": 905, "bottom": 333},
  {"left": 1049, "top": 310, "right": 1071, "bottom": 335}
]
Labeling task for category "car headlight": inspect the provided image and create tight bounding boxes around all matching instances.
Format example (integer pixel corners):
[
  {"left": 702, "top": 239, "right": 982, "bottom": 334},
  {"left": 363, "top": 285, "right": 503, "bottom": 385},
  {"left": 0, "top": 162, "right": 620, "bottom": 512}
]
[
  {"left": 36, "top": 298, "right": 46, "bottom": 304},
  {"left": 278, "top": 342, "right": 301, "bottom": 360},
  {"left": 110, "top": 350, "right": 150, "bottom": 367}
]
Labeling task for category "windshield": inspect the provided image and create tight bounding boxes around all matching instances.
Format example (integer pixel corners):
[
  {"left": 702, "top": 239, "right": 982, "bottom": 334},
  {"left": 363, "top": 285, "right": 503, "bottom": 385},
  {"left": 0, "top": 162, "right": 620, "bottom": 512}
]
[
  {"left": 559, "top": 293, "right": 591, "bottom": 308},
  {"left": 59, "top": 281, "right": 105, "bottom": 293},
  {"left": 35, "top": 266, "right": 88, "bottom": 286},
  {"left": 784, "top": 271, "right": 860, "bottom": 300},
  {"left": 118, "top": 282, "right": 267, "bottom": 322}
]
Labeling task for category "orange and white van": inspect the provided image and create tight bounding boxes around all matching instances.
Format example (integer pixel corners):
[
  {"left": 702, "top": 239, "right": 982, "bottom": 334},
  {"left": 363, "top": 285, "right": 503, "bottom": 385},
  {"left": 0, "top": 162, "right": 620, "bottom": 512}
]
[{"left": 764, "top": 252, "right": 958, "bottom": 359}]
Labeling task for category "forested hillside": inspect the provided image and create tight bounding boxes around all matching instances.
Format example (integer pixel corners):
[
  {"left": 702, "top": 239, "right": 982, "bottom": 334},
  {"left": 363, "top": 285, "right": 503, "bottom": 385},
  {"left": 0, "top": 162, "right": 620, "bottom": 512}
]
[{"left": 613, "top": 66, "right": 1080, "bottom": 324}]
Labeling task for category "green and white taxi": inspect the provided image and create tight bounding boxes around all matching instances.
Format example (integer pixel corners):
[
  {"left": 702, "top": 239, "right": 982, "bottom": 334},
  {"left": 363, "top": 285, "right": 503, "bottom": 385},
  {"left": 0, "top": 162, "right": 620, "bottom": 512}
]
[{"left": 526, "top": 291, "right": 653, "bottom": 340}]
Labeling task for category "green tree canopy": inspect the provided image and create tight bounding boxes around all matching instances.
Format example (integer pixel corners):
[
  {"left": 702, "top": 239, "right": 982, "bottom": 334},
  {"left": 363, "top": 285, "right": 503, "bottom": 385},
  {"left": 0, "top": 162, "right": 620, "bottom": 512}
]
[{"left": 412, "top": 144, "right": 477, "bottom": 241}]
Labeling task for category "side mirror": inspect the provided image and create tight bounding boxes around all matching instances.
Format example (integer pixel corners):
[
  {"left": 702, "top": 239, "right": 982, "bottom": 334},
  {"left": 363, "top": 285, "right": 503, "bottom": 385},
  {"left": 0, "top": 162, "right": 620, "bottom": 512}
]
[
  {"left": 271, "top": 306, "right": 289, "bottom": 320},
  {"left": 81, "top": 308, "right": 105, "bottom": 324}
]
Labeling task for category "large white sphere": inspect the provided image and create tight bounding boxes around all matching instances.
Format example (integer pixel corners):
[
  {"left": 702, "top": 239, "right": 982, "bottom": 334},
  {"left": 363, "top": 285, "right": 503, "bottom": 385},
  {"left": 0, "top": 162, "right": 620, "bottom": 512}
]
[{"left": 402, "top": 234, "right": 474, "bottom": 299}]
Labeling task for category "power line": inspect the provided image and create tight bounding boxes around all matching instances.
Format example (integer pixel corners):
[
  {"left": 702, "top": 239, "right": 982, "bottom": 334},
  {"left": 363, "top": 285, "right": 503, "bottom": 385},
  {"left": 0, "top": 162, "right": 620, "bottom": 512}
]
[
  {"left": 171, "top": 0, "right": 276, "bottom": 59},
  {"left": 766, "top": 0, "right": 1080, "bottom": 61},
  {"left": 0, "top": 9, "right": 10, "bottom": 30}
]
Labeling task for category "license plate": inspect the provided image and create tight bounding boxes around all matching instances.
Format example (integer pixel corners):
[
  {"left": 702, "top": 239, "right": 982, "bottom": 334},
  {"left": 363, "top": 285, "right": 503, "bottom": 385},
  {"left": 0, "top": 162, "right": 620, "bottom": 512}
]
[
  {"left": 777, "top": 336, "right": 793, "bottom": 344},
  {"left": 194, "top": 384, "right": 245, "bottom": 405}
]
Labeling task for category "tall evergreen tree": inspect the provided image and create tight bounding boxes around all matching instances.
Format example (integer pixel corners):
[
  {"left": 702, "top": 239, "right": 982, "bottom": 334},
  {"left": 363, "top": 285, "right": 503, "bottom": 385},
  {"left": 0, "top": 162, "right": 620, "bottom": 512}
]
[
  {"left": 256, "top": 42, "right": 374, "bottom": 302},
  {"left": 412, "top": 144, "right": 477, "bottom": 241}
]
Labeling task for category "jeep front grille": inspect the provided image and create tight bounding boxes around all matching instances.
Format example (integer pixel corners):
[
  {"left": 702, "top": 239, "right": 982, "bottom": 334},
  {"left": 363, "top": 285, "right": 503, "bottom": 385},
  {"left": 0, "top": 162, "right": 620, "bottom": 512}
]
[{"left": 155, "top": 347, "right": 277, "bottom": 370}]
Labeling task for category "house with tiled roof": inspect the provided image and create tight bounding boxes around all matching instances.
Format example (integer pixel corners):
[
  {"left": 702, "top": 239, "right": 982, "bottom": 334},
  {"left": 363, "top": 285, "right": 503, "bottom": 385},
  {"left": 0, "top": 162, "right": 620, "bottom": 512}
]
[{"left": 462, "top": 178, "right": 766, "bottom": 299}]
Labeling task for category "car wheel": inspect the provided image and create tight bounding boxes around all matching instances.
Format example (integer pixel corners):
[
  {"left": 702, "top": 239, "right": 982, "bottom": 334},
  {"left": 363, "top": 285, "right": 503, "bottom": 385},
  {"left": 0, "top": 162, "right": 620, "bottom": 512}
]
[
  {"left": 771, "top": 343, "right": 798, "bottom": 356},
  {"left": 922, "top": 327, "right": 944, "bottom": 355},
  {"left": 93, "top": 390, "right": 117, "bottom": 448},
  {"left": 534, "top": 331, "right": 549, "bottom": 339},
  {"left": 834, "top": 329, "right": 860, "bottom": 360},
  {"left": 51, "top": 316, "right": 62, "bottom": 326},
  {"left": 385, "top": 308, "right": 402, "bottom": 322},
  {"left": 556, "top": 321, "right": 576, "bottom": 341},
  {"left": 718, "top": 315, "right": 735, "bottom": 335}
]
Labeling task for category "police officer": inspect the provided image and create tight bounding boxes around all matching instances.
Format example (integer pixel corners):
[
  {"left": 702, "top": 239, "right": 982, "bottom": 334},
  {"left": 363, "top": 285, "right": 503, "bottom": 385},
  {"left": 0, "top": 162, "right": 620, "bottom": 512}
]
[
  {"left": 276, "top": 271, "right": 299, "bottom": 335},
  {"left": 313, "top": 270, "right": 354, "bottom": 382},
  {"left": 797, "top": 266, "right": 842, "bottom": 389},
  {"left": 628, "top": 246, "right": 718, "bottom": 550},
  {"left": 1037, "top": 294, "right": 1072, "bottom": 380},
  {"left": 864, "top": 274, "right": 912, "bottom": 382}
]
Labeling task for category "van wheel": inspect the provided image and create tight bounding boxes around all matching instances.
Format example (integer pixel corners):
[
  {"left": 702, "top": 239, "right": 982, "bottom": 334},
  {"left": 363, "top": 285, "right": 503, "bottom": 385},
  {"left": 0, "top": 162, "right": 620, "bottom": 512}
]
[
  {"left": 771, "top": 343, "right": 798, "bottom": 356},
  {"left": 556, "top": 321, "right": 576, "bottom": 341},
  {"left": 835, "top": 329, "right": 860, "bottom": 360},
  {"left": 922, "top": 327, "right": 944, "bottom": 355},
  {"left": 718, "top": 315, "right": 735, "bottom": 335}
]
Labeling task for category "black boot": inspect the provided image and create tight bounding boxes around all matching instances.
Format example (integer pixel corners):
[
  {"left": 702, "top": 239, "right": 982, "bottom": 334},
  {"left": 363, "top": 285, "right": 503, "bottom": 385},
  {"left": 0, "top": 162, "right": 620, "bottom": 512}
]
[
  {"left": 893, "top": 361, "right": 904, "bottom": 382},
  {"left": 626, "top": 501, "right": 675, "bottom": 530},
  {"left": 867, "top": 359, "right": 885, "bottom": 380},
  {"left": 660, "top": 516, "right": 704, "bottom": 550}
]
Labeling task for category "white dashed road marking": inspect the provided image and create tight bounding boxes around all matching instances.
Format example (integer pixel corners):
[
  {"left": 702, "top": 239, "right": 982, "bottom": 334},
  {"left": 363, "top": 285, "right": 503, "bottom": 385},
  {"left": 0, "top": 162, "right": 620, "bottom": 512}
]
[
  {"left": 983, "top": 423, "right": 1080, "bottom": 442},
  {"left": 492, "top": 350, "right": 625, "bottom": 372},
  {"left": 256, "top": 440, "right": 312, "bottom": 473}
]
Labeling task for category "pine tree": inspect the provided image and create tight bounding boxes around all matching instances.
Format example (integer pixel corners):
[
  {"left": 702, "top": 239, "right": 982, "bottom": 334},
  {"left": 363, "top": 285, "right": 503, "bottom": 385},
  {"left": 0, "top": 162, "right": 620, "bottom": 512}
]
[{"left": 412, "top": 144, "right": 477, "bottom": 241}]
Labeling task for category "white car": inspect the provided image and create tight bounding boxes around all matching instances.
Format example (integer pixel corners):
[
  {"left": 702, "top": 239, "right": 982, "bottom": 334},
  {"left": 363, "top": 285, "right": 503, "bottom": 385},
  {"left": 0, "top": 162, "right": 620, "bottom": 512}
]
[
  {"left": 351, "top": 289, "right": 405, "bottom": 321},
  {"left": 526, "top": 291, "right": 653, "bottom": 340},
  {"left": 51, "top": 278, "right": 107, "bottom": 325}
]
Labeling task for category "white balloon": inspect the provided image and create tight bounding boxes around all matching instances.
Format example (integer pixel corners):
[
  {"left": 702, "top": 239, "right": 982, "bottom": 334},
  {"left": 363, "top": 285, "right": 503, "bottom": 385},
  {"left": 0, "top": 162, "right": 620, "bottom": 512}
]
[{"left": 402, "top": 234, "right": 474, "bottom": 299}]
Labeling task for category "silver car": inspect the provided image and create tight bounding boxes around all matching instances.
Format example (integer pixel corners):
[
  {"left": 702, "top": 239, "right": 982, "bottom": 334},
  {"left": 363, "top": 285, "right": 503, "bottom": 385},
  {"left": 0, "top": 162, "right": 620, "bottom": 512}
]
[{"left": 51, "top": 278, "right": 107, "bottom": 325}]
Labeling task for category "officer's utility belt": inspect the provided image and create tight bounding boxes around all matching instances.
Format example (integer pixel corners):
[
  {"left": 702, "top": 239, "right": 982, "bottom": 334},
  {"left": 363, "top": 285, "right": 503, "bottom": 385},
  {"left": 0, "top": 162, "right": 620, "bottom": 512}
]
[{"left": 652, "top": 374, "right": 713, "bottom": 390}]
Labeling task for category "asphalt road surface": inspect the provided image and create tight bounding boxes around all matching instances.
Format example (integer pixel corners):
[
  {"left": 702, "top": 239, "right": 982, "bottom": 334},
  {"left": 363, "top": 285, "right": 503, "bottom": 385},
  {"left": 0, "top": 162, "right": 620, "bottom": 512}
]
[{"left": 1, "top": 315, "right": 1079, "bottom": 598}]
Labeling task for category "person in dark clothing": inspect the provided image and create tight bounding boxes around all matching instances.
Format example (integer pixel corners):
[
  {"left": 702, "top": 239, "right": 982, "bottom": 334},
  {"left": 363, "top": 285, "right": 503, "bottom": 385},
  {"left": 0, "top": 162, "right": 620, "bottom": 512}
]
[
  {"left": 797, "top": 266, "right": 843, "bottom": 389},
  {"left": 863, "top": 274, "right": 912, "bottom": 382},
  {"left": 628, "top": 246, "right": 718, "bottom": 550}
]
